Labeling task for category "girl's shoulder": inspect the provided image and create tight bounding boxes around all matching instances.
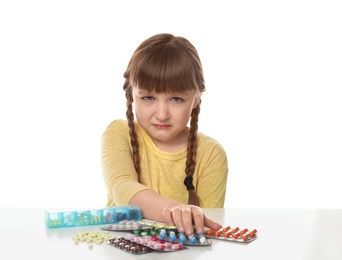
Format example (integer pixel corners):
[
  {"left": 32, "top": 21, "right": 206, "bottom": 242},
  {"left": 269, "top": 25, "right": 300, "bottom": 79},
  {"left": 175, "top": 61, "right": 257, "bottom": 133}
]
[
  {"left": 104, "top": 119, "right": 144, "bottom": 138},
  {"left": 107, "top": 119, "right": 128, "bottom": 128},
  {"left": 197, "top": 132, "right": 227, "bottom": 154},
  {"left": 107, "top": 119, "right": 140, "bottom": 129},
  {"left": 102, "top": 119, "right": 130, "bottom": 139},
  {"left": 198, "top": 131, "right": 223, "bottom": 146}
]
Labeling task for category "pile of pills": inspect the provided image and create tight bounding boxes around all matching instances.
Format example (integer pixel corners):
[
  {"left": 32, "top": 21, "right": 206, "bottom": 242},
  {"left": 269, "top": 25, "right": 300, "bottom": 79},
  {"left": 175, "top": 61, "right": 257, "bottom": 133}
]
[
  {"left": 72, "top": 231, "right": 115, "bottom": 250},
  {"left": 107, "top": 235, "right": 186, "bottom": 254},
  {"left": 205, "top": 226, "right": 258, "bottom": 243},
  {"left": 103, "top": 212, "right": 115, "bottom": 223}
]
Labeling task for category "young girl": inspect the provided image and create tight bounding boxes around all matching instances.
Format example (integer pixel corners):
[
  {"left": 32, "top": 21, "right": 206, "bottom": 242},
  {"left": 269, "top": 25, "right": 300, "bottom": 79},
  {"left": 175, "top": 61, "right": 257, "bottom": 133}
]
[{"left": 101, "top": 33, "right": 228, "bottom": 236}]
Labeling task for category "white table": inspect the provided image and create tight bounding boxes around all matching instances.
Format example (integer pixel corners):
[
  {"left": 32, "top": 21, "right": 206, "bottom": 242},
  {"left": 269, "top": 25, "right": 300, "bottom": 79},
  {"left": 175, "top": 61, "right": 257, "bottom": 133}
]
[{"left": 1, "top": 208, "right": 341, "bottom": 260}]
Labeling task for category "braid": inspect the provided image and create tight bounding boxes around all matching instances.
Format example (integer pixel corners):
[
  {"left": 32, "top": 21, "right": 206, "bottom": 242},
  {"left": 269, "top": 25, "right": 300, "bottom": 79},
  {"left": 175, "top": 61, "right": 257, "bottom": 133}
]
[
  {"left": 123, "top": 79, "right": 141, "bottom": 181},
  {"left": 184, "top": 104, "right": 201, "bottom": 206}
]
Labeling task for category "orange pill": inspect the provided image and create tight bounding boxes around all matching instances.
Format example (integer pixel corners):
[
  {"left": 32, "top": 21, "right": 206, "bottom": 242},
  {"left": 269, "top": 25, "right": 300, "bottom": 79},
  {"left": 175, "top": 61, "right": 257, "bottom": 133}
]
[
  {"left": 242, "top": 234, "right": 250, "bottom": 241},
  {"left": 249, "top": 229, "right": 257, "bottom": 236},
  {"left": 240, "top": 228, "right": 248, "bottom": 235},
  {"left": 232, "top": 232, "right": 241, "bottom": 239},
  {"left": 223, "top": 226, "right": 231, "bottom": 233},
  {"left": 206, "top": 229, "right": 215, "bottom": 236},
  {"left": 224, "top": 231, "right": 232, "bottom": 238},
  {"left": 232, "top": 227, "right": 239, "bottom": 233},
  {"left": 242, "top": 229, "right": 257, "bottom": 241},
  {"left": 215, "top": 230, "right": 223, "bottom": 237}
]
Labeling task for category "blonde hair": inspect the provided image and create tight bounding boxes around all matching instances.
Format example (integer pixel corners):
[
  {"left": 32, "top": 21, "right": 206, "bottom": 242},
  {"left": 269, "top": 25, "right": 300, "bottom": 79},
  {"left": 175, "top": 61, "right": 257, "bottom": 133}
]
[{"left": 122, "top": 33, "right": 206, "bottom": 206}]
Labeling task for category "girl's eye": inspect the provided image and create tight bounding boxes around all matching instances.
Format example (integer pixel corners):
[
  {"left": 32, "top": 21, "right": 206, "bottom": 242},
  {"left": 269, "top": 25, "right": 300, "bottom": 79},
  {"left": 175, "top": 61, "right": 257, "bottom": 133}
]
[
  {"left": 171, "top": 97, "right": 183, "bottom": 103},
  {"left": 143, "top": 96, "right": 155, "bottom": 102}
]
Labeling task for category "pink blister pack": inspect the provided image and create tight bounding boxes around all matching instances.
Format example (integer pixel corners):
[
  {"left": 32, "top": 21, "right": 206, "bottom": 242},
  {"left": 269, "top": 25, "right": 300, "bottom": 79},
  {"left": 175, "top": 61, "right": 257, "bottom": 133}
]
[{"left": 107, "top": 234, "right": 187, "bottom": 254}]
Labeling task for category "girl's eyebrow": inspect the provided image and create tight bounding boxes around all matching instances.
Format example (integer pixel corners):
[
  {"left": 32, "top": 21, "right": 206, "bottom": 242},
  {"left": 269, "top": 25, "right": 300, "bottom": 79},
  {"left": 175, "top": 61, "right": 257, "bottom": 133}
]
[{"left": 136, "top": 89, "right": 152, "bottom": 95}]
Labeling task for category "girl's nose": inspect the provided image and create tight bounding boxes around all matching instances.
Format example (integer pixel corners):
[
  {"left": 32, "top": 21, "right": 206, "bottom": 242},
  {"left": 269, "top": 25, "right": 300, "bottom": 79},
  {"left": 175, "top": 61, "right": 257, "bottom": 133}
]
[{"left": 155, "top": 103, "right": 170, "bottom": 121}]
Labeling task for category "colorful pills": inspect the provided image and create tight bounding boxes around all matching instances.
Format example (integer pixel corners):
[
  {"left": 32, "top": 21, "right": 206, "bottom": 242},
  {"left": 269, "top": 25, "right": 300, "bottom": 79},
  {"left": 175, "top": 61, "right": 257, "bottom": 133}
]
[
  {"left": 107, "top": 235, "right": 186, "bottom": 254},
  {"left": 156, "top": 229, "right": 212, "bottom": 246}
]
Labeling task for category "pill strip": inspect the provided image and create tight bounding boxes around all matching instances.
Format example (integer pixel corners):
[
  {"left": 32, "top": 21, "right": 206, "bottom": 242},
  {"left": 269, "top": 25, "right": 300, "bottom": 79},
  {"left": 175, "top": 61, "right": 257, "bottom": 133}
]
[
  {"left": 205, "top": 226, "right": 258, "bottom": 243},
  {"left": 157, "top": 229, "right": 212, "bottom": 246},
  {"left": 107, "top": 237, "right": 153, "bottom": 254},
  {"left": 138, "top": 220, "right": 212, "bottom": 246},
  {"left": 126, "top": 234, "right": 186, "bottom": 252},
  {"left": 107, "top": 235, "right": 186, "bottom": 254},
  {"left": 101, "top": 220, "right": 152, "bottom": 232}
]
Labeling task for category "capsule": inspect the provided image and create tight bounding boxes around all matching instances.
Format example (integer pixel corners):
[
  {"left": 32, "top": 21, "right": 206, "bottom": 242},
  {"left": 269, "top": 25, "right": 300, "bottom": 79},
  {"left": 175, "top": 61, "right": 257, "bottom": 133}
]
[
  {"left": 232, "top": 227, "right": 240, "bottom": 233},
  {"left": 242, "top": 229, "right": 257, "bottom": 241},
  {"left": 224, "top": 231, "right": 232, "bottom": 238},
  {"left": 153, "top": 243, "right": 166, "bottom": 250},
  {"left": 249, "top": 229, "right": 257, "bottom": 236},
  {"left": 223, "top": 226, "right": 231, "bottom": 232},
  {"left": 232, "top": 232, "right": 241, "bottom": 239},
  {"left": 215, "top": 230, "right": 223, "bottom": 237},
  {"left": 240, "top": 228, "right": 248, "bottom": 235},
  {"left": 171, "top": 244, "right": 184, "bottom": 250},
  {"left": 206, "top": 229, "right": 216, "bottom": 236}
]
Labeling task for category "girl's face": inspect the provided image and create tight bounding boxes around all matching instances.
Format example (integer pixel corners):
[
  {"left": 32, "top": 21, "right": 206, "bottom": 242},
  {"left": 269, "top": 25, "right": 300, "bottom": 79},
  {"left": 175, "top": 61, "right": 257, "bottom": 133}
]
[{"left": 132, "top": 87, "right": 200, "bottom": 152}]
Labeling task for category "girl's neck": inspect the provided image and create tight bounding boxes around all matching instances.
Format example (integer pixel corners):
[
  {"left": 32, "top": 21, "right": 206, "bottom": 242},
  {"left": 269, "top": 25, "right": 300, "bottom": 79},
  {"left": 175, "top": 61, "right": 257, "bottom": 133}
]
[{"left": 152, "top": 128, "right": 188, "bottom": 153}]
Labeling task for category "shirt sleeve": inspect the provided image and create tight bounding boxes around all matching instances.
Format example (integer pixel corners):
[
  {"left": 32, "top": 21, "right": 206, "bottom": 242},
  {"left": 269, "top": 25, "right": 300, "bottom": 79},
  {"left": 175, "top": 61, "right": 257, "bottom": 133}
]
[
  {"left": 100, "top": 120, "right": 150, "bottom": 206},
  {"left": 196, "top": 140, "right": 228, "bottom": 208}
]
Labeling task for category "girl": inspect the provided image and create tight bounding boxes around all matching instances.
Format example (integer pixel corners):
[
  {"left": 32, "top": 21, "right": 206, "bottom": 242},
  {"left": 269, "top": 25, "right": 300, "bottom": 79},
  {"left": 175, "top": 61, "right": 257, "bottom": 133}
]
[{"left": 101, "top": 33, "right": 228, "bottom": 236}]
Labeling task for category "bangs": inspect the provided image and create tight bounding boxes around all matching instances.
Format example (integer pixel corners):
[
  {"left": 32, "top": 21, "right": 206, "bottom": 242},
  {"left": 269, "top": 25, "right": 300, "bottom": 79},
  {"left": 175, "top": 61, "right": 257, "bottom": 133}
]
[{"left": 128, "top": 35, "right": 203, "bottom": 93}]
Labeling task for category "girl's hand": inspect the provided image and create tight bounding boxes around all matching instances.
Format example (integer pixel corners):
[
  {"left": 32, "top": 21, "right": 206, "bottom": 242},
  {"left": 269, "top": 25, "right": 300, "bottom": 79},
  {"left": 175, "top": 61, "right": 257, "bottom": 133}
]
[{"left": 162, "top": 205, "right": 222, "bottom": 236}]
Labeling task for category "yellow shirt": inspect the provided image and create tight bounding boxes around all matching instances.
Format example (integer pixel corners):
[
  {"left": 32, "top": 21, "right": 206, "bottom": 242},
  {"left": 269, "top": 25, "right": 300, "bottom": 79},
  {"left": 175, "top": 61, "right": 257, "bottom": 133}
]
[{"left": 101, "top": 119, "right": 228, "bottom": 208}]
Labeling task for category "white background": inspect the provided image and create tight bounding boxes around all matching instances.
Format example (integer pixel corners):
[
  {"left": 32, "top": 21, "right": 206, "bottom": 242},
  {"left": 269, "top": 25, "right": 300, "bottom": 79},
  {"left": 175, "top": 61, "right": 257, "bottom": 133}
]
[{"left": 1, "top": 0, "right": 341, "bottom": 209}]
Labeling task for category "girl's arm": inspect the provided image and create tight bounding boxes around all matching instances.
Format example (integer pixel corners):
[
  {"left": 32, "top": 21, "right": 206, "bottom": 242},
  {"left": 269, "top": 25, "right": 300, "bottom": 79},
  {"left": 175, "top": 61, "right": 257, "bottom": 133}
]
[{"left": 129, "top": 189, "right": 222, "bottom": 235}]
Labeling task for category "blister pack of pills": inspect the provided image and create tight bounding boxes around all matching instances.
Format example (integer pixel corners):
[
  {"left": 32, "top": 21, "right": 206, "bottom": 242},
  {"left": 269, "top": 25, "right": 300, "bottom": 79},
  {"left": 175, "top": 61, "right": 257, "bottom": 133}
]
[
  {"left": 157, "top": 228, "right": 212, "bottom": 246},
  {"left": 107, "top": 237, "right": 153, "bottom": 254},
  {"left": 137, "top": 220, "right": 212, "bottom": 246},
  {"left": 107, "top": 235, "right": 187, "bottom": 254},
  {"left": 101, "top": 220, "right": 152, "bottom": 232},
  {"left": 205, "top": 226, "right": 258, "bottom": 243}
]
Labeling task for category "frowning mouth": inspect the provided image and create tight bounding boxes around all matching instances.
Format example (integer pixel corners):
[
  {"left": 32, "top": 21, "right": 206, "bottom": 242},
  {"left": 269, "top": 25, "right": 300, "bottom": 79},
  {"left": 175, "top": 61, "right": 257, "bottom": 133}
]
[{"left": 153, "top": 124, "right": 171, "bottom": 129}]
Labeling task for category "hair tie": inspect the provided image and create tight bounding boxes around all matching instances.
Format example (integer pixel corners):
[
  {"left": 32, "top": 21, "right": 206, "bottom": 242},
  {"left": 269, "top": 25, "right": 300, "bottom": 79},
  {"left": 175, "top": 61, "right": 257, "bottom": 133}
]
[{"left": 183, "top": 176, "right": 195, "bottom": 190}]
